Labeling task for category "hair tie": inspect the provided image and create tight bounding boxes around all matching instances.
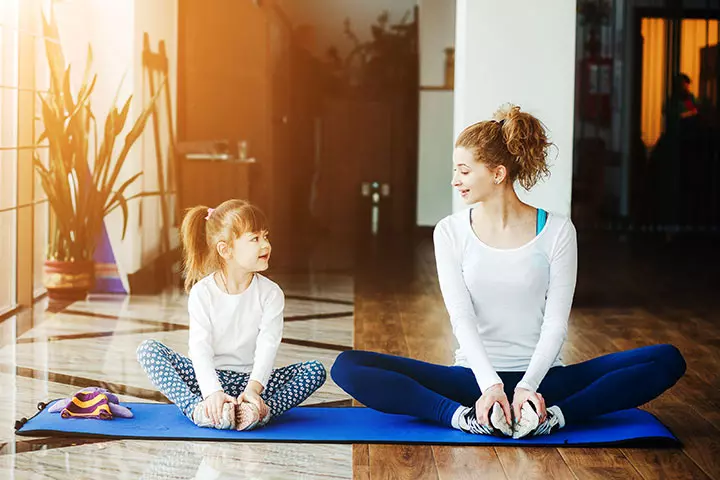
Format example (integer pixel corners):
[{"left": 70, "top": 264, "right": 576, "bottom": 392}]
[{"left": 205, "top": 208, "right": 215, "bottom": 220}]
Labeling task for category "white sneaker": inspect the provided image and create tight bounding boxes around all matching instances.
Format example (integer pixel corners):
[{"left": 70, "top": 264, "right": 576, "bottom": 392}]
[
  {"left": 192, "top": 402, "right": 236, "bottom": 430},
  {"left": 512, "top": 403, "right": 563, "bottom": 438},
  {"left": 257, "top": 411, "right": 272, "bottom": 428},
  {"left": 529, "top": 409, "right": 563, "bottom": 436},
  {"left": 512, "top": 402, "right": 539, "bottom": 439},
  {"left": 458, "top": 404, "right": 512, "bottom": 437},
  {"left": 489, "top": 403, "right": 513, "bottom": 437},
  {"left": 235, "top": 401, "right": 261, "bottom": 431}
]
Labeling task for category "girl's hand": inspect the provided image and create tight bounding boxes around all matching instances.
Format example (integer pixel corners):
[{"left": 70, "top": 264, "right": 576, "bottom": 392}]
[
  {"left": 204, "top": 391, "right": 237, "bottom": 425},
  {"left": 239, "top": 380, "right": 269, "bottom": 419}
]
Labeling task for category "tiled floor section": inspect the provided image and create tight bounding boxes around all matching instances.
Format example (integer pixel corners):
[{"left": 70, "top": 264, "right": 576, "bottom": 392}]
[{"left": 0, "top": 273, "right": 354, "bottom": 479}]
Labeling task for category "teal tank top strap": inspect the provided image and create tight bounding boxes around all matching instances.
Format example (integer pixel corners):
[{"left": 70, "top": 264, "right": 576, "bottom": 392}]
[{"left": 536, "top": 208, "right": 547, "bottom": 235}]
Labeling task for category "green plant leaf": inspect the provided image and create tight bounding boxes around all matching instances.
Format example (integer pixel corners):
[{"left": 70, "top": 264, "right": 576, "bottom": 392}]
[
  {"left": 62, "top": 66, "right": 75, "bottom": 113},
  {"left": 36, "top": 8, "right": 158, "bottom": 262},
  {"left": 116, "top": 194, "right": 130, "bottom": 240},
  {"left": 103, "top": 86, "right": 162, "bottom": 201}
]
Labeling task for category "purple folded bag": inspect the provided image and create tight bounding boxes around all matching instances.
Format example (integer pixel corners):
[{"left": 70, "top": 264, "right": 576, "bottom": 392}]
[{"left": 48, "top": 387, "right": 134, "bottom": 418}]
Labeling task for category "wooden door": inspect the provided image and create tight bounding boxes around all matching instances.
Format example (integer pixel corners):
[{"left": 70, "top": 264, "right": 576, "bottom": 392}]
[{"left": 315, "top": 97, "right": 415, "bottom": 244}]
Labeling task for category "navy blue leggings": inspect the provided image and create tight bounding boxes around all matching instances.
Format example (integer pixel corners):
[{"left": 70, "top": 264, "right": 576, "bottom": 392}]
[{"left": 331, "top": 344, "right": 686, "bottom": 427}]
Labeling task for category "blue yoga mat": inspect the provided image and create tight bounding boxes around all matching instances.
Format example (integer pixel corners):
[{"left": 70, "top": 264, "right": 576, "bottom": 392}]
[{"left": 16, "top": 402, "right": 679, "bottom": 446}]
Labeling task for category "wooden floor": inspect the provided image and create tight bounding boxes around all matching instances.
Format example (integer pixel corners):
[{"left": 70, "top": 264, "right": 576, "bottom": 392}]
[{"left": 352, "top": 234, "right": 720, "bottom": 480}]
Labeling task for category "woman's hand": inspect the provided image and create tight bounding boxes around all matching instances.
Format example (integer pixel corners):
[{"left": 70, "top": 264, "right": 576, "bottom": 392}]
[
  {"left": 239, "top": 380, "right": 269, "bottom": 420},
  {"left": 512, "top": 388, "right": 546, "bottom": 423},
  {"left": 203, "top": 391, "right": 237, "bottom": 425},
  {"left": 474, "top": 383, "right": 512, "bottom": 426}
]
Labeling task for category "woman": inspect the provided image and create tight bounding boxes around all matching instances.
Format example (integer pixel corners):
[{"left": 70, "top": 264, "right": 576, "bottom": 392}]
[{"left": 331, "top": 104, "right": 686, "bottom": 438}]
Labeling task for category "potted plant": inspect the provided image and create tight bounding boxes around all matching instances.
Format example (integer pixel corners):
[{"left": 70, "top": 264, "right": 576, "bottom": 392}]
[
  {"left": 34, "top": 12, "right": 159, "bottom": 301},
  {"left": 325, "top": 10, "right": 417, "bottom": 97}
]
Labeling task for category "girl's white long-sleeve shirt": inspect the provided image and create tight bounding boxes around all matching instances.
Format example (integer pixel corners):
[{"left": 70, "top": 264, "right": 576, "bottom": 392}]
[
  {"left": 433, "top": 209, "right": 577, "bottom": 393},
  {"left": 187, "top": 273, "right": 284, "bottom": 399}
]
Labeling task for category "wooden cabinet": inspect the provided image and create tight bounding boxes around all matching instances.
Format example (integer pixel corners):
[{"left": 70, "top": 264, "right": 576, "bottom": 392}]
[
  {"left": 178, "top": 0, "right": 273, "bottom": 210},
  {"left": 178, "top": 0, "right": 322, "bottom": 270}
]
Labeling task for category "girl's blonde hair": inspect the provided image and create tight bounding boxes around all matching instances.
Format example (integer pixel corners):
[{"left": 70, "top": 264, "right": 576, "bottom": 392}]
[
  {"left": 455, "top": 103, "right": 553, "bottom": 190},
  {"left": 180, "top": 199, "right": 268, "bottom": 292}
]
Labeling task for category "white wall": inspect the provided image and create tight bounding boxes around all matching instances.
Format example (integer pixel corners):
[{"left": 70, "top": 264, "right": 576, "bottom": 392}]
[
  {"left": 277, "top": 0, "right": 416, "bottom": 59},
  {"left": 134, "top": 0, "right": 179, "bottom": 268},
  {"left": 416, "top": 0, "right": 455, "bottom": 227},
  {"left": 453, "top": 0, "right": 577, "bottom": 217},
  {"left": 54, "top": 0, "right": 135, "bottom": 291},
  {"left": 54, "top": 0, "right": 178, "bottom": 290},
  {"left": 419, "top": 0, "right": 455, "bottom": 86},
  {"left": 54, "top": 1, "right": 135, "bottom": 125}
]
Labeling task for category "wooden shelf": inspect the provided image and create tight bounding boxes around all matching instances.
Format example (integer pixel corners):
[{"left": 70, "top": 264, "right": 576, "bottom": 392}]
[{"left": 419, "top": 86, "right": 454, "bottom": 91}]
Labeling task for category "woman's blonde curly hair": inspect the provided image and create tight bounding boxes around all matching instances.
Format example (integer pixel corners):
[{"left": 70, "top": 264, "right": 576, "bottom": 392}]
[{"left": 455, "top": 103, "right": 553, "bottom": 190}]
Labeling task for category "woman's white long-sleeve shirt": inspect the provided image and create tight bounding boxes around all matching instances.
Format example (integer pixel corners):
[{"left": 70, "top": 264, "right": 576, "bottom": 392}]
[
  {"left": 187, "top": 273, "right": 284, "bottom": 399},
  {"left": 433, "top": 209, "right": 577, "bottom": 393}
]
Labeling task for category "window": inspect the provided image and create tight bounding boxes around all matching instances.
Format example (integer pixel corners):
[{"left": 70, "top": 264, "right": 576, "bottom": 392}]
[
  {"left": 0, "top": 0, "right": 20, "bottom": 313},
  {"left": 641, "top": 17, "right": 719, "bottom": 148},
  {"left": 0, "top": 0, "right": 51, "bottom": 313}
]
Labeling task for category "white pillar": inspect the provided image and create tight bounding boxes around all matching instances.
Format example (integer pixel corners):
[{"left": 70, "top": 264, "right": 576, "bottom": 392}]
[
  {"left": 453, "top": 0, "right": 577, "bottom": 217},
  {"left": 417, "top": 0, "right": 456, "bottom": 227}
]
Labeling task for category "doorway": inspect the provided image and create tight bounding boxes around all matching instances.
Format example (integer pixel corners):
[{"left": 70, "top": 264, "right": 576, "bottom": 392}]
[{"left": 632, "top": 8, "right": 720, "bottom": 231}]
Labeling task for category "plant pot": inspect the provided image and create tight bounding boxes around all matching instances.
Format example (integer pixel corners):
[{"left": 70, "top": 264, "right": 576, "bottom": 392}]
[{"left": 44, "top": 260, "right": 95, "bottom": 301}]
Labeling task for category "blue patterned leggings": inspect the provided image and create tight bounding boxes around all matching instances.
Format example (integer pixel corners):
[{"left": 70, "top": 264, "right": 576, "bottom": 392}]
[{"left": 137, "top": 339, "right": 327, "bottom": 421}]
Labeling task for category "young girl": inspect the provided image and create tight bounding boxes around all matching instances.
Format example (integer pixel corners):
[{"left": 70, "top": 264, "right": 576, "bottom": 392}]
[
  {"left": 137, "top": 199, "right": 327, "bottom": 430},
  {"left": 331, "top": 104, "right": 686, "bottom": 438}
]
